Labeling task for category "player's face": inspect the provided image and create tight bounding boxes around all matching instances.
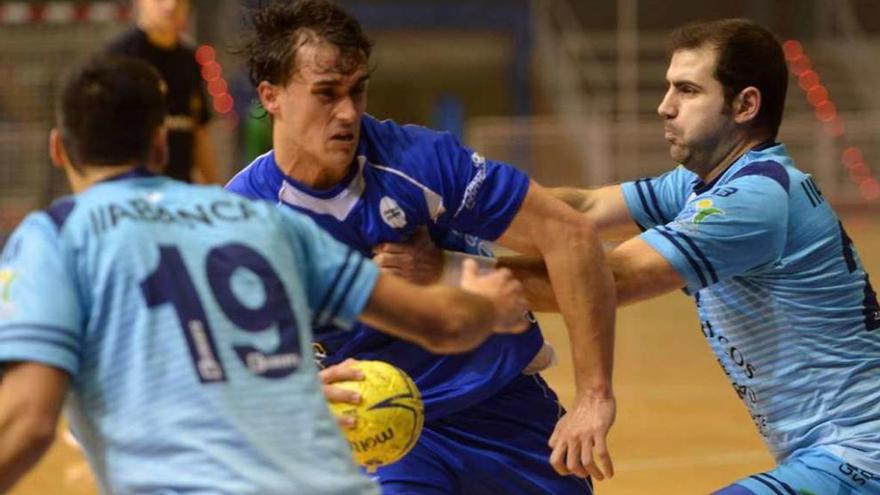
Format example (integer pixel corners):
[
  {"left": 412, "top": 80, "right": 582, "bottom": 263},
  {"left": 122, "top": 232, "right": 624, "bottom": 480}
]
[
  {"left": 136, "top": 0, "right": 189, "bottom": 34},
  {"left": 272, "top": 41, "right": 369, "bottom": 171},
  {"left": 657, "top": 45, "right": 737, "bottom": 171}
]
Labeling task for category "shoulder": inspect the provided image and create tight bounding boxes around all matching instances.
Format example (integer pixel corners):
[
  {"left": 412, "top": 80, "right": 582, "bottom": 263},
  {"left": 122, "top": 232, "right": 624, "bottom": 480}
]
[
  {"left": 105, "top": 27, "right": 145, "bottom": 54},
  {"left": 226, "top": 152, "right": 277, "bottom": 200},
  {"left": 727, "top": 160, "right": 791, "bottom": 194},
  {"left": 43, "top": 196, "right": 78, "bottom": 232},
  {"left": 361, "top": 115, "right": 460, "bottom": 161}
]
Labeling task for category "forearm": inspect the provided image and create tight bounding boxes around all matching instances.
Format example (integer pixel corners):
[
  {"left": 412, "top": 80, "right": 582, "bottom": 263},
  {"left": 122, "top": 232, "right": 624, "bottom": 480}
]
[
  {"left": 498, "top": 251, "right": 666, "bottom": 310},
  {"left": 360, "top": 275, "right": 494, "bottom": 353},
  {"left": 0, "top": 413, "right": 55, "bottom": 492},
  {"left": 495, "top": 255, "right": 556, "bottom": 312},
  {"left": 0, "top": 365, "right": 65, "bottom": 492},
  {"left": 540, "top": 221, "right": 616, "bottom": 395}
]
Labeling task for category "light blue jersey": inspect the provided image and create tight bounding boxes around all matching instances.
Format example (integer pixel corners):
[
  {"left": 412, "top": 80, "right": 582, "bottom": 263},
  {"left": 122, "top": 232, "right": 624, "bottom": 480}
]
[
  {"left": 622, "top": 142, "right": 880, "bottom": 474},
  {"left": 0, "top": 170, "right": 380, "bottom": 495}
]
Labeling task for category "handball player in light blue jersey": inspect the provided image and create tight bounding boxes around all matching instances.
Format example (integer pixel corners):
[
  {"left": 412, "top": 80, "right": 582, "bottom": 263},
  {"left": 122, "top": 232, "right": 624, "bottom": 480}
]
[
  {"left": 470, "top": 18, "right": 879, "bottom": 494},
  {"left": 0, "top": 55, "right": 531, "bottom": 494}
]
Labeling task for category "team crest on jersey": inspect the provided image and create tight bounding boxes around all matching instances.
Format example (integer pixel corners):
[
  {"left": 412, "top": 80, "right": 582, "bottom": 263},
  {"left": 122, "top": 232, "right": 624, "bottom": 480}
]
[
  {"left": 471, "top": 152, "right": 486, "bottom": 167},
  {"left": 380, "top": 197, "right": 407, "bottom": 229}
]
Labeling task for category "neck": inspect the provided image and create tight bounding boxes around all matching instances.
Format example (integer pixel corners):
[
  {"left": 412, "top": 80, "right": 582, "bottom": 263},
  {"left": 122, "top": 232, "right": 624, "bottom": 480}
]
[
  {"left": 140, "top": 24, "right": 178, "bottom": 49},
  {"left": 699, "top": 134, "right": 770, "bottom": 184},
  {"left": 66, "top": 163, "right": 140, "bottom": 193},
  {"left": 272, "top": 131, "right": 352, "bottom": 190}
]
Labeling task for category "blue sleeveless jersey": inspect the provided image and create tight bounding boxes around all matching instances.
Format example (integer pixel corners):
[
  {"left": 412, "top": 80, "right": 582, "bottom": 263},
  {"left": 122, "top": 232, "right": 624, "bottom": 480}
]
[
  {"left": 621, "top": 142, "right": 880, "bottom": 473},
  {"left": 0, "top": 171, "right": 380, "bottom": 494},
  {"left": 227, "top": 115, "right": 545, "bottom": 420}
]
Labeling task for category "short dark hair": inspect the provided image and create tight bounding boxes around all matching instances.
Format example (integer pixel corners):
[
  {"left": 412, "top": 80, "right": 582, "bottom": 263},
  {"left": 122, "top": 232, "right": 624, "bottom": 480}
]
[
  {"left": 58, "top": 55, "right": 166, "bottom": 167},
  {"left": 670, "top": 18, "right": 788, "bottom": 137},
  {"left": 244, "top": 0, "right": 372, "bottom": 87}
]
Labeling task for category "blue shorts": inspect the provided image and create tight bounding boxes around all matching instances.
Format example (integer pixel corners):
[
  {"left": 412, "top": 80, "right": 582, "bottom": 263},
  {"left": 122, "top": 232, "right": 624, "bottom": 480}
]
[
  {"left": 714, "top": 448, "right": 880, "bottom": 495},
  {"left": 373, "top": 373, "right": 593, "bottom": 495}
]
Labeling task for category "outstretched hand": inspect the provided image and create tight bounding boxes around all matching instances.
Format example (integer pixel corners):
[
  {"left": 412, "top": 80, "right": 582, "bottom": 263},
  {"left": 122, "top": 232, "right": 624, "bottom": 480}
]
[{"left": 548, "top": 392, "right": 616, "bottom": 481}]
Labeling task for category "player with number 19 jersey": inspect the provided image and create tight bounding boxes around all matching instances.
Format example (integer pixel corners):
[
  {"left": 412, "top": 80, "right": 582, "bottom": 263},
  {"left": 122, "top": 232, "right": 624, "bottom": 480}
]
[
  {"left": 621, "top": 142, "right": 880, "bottom": 476},
  {"left": 0, "top": 170, "right": 380, "bottom": 495}
]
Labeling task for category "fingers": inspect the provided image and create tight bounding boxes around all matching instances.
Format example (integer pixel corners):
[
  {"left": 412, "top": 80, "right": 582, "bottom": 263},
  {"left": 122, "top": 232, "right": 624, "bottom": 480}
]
[
  {"left": 372, "top": 252, "right": 402, "bottom": 270},
  {"left": 373, "top": 243, "right": 407, "bottom": 255},
  {"left": 549, "top": 441, "right": 569, "bottom": 476},
  {"left": 335, "top": 414, "right": 357, "bottom": 430},
  {"left": 565, "top": 440, "right": 591, "bottom": 479},
  {"left": 548, "top": 416, "right": 614, "bottom": 481},
  {"left": 579, "top": 438, "right": 603, "bottom": 481},
  {"left": 322, "top": 383, "right": 361, "bottom": 405},
  {"left": 317, "top": 359, "right": 363, "bottom": 384},
  {"left": 595, "top": 434, "right": 615, "bottom": 479}
]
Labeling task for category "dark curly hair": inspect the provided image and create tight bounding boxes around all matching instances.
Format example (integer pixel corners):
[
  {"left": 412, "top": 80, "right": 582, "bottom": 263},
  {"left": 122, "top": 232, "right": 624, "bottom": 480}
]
[{"left": 244, "top": 0, "right": 373, "bottom": 87}]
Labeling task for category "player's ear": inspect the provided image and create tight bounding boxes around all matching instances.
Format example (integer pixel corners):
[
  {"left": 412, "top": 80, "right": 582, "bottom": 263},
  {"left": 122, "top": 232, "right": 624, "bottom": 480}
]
[
  {"left": 48, "top": 128, "right": 71, "bottom": 169},
  {"left": 733, "top": 86, "right": 761, "bottom": 126},
  {"left": 257, "top": 81, "right": 281, "bottom": 117}
]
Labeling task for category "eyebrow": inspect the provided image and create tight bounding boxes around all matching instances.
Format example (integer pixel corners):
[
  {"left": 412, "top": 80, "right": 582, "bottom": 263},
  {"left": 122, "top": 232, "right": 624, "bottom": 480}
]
[
  {"left": 669, "top": 79, "right": 703, "bottom": 91},
  {"left": 312, "top": 74, "right": 371, "bottom": 88}
]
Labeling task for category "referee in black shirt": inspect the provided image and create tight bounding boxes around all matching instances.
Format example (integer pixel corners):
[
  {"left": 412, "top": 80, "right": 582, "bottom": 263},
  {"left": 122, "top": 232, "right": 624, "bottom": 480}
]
[{"left": 107, "top": 0, "right": 220, "bottom": 184}]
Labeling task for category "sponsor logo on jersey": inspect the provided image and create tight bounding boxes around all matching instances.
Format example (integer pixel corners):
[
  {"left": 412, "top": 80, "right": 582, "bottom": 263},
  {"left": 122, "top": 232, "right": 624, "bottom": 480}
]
[
  {"left": 464, "top": 234, "right": 494, "bottom": 257},
  {"left": 456, "top": 156, "right": 488, "bottom": 217},
  {"left": 691, "top": 198, "right": 724, "bottom": 225},
  {"left": 0, "top": 269, "right": 15, "bottom": 303},
  {"left": 380, "top": 197, "right": 407, "bottom": 229},
  {"left": 0, "top": 269, "right": 16, "bottom": 318}
]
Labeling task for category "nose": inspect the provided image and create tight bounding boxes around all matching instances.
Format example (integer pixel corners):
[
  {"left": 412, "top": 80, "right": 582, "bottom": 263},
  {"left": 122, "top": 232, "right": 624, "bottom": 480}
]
[
  {"left": 335, "top": 96, "right": 358, "bottom": 124},
  {"left": 657, "top": 88, "right": 676, "bottom": 119}
]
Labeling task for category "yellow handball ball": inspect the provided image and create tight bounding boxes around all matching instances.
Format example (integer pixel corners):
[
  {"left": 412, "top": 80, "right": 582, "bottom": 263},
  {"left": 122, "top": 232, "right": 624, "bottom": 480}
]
[{"left": 327, "top": 360, "right": 425, "bottom": 472}]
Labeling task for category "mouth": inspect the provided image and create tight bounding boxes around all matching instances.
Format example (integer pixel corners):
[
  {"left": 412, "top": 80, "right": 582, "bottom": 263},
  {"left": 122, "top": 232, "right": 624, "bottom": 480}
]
[{"left": 330, "top": 132, "right": 355, "bottom": 143}]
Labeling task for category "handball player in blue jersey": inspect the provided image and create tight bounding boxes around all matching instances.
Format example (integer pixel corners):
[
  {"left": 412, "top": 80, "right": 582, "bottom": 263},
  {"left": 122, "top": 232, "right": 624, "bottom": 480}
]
[
  {"left": 226, "top": 1, "right": 617, "bottom": 493},
  {"left": 462, "top": 19, "right": 879, "bottom": 494},
  {"left": 0, "top": 55, "right": 532, "bottom": 494}
]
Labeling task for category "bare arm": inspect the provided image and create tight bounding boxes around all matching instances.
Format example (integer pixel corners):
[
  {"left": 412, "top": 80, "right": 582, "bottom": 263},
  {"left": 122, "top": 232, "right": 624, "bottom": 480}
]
[
  {"left": 494, "top": 180, "right": 617, "bottom": 480},
  {"left": 192, "top": 126, "right": 221, "bottom": 184},
  {"left": 0, "top": 362, "right": 68, "bottom": 492},
  {"left": 358, "top": 262, "right": 528, "bottom": 354},
  {"left": 550, "top": 185, "right": 640, "bottom": 241},
  {"left": 500, "top": 236, "right": 686, "bottom": 310}
]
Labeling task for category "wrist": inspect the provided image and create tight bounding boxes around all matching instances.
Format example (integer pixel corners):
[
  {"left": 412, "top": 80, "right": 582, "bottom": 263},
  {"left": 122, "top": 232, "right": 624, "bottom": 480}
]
[{"left": 441, "top": 251, "right": 497, "bottom": 286}]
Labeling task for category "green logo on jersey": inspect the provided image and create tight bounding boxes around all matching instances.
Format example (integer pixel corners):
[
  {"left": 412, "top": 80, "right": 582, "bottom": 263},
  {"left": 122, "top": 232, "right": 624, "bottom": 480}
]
[
  {"left": 0, "top": 269, "right": 15, "bottom": 302},
  {"left": 692, "top": 199, "right": 724, "bottom": 225}
]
